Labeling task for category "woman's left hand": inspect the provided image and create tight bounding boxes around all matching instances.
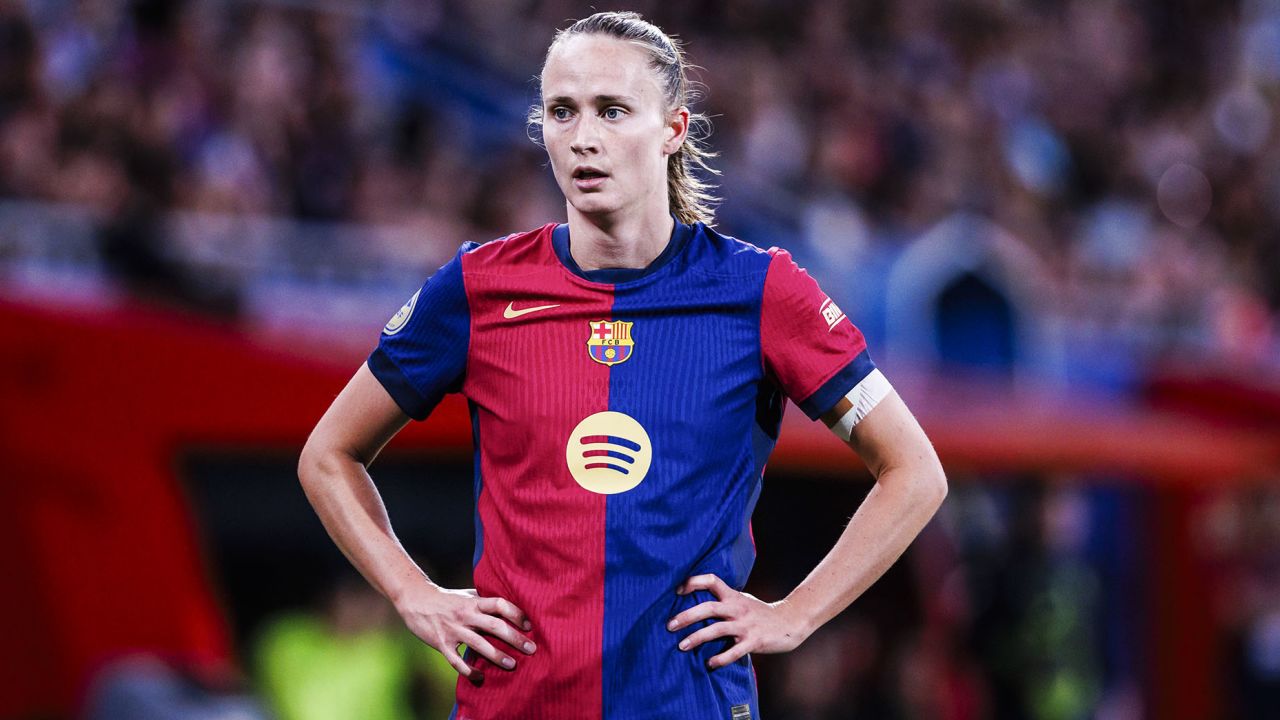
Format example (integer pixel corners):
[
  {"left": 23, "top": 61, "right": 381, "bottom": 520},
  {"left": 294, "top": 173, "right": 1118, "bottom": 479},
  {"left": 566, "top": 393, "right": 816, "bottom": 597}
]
[{"left": 666, "top": 573, "right": 811, "bottom": 669}]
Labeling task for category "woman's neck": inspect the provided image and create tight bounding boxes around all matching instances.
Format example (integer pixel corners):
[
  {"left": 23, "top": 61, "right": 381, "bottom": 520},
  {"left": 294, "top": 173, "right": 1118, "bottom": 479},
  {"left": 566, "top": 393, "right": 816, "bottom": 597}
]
[{"left": 566, "top": 205, "right": 676, "bottom": 271}]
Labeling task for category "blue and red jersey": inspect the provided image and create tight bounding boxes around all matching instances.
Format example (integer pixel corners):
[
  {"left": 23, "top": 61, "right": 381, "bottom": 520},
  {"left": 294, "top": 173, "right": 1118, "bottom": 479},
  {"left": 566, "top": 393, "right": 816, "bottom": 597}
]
[{"left": 368, "top": 219, "right": 879, "bottom": 720}]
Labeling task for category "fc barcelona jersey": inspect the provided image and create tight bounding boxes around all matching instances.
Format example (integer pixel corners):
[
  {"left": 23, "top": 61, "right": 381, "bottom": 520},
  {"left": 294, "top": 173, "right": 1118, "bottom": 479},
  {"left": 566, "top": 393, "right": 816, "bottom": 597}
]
[{"left": 368, "top": 219, "right": 883, "bottom": 720}]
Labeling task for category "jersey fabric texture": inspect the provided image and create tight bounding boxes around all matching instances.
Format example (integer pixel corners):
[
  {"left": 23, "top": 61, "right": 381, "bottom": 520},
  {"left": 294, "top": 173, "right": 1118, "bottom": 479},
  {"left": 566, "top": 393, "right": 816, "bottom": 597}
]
[{"left": 368, "top": 219, "right": 879, "bottom": 720}]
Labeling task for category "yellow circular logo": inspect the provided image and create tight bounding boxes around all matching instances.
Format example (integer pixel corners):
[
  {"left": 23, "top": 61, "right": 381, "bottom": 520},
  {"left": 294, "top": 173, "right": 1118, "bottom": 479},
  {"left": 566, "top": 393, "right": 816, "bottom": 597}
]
[
  {"left": 565, "top": 411, "right": 652, "bottom": 494},
  {"left": 383, "top": 289, "right": 420, "bottom": 336}
]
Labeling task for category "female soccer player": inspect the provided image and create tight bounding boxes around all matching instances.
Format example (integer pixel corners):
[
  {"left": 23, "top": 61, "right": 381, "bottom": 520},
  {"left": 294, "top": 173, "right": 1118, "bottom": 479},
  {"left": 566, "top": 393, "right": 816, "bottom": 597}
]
[{"left": 298, "top": 11, "right": 946, "bottom": 720}]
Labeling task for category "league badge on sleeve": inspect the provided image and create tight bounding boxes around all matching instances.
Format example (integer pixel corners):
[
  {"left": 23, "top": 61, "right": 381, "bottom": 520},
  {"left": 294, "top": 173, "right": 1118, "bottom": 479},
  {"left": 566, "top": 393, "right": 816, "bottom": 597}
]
[
  {"left": 586, "top": 319, "right": 635, "bottom": 366},
  {"left": 383, "top": 289, "right": 420, "bottom": 336}
]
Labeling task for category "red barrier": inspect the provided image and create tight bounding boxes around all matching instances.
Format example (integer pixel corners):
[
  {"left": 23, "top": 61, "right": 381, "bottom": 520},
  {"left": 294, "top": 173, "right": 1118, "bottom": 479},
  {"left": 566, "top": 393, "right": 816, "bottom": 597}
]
[{"left": 0, "top": 298, "right": 465, "bottom": 716}]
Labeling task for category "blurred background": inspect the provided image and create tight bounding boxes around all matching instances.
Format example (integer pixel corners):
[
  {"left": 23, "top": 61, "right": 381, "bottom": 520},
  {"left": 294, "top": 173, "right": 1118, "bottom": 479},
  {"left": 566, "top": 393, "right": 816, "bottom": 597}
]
[{"left": 2, "top": 0, "right": 1279, "bottom": 718}]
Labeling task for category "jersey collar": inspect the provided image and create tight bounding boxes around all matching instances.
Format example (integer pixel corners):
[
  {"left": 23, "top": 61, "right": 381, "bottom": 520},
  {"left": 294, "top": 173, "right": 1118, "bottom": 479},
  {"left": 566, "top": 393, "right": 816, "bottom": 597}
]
[{"left": 552, "top": 215, "right": 694, "bottom": 284}]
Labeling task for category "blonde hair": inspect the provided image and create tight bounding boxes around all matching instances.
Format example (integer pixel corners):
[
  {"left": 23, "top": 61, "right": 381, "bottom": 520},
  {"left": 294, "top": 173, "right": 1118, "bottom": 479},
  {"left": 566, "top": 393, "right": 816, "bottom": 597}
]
[{"left": 528, "top": 11, "right": 720, "bottom": 226}]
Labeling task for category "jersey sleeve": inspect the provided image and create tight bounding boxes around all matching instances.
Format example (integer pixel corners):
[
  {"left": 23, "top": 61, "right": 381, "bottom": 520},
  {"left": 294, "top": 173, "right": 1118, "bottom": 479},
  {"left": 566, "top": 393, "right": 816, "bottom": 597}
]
[
  {"left": 760, "top": 247, "right": 890, "bottom": 423},
  {"left": 366, "top": 243, "right": 477, "bottom": 420}
]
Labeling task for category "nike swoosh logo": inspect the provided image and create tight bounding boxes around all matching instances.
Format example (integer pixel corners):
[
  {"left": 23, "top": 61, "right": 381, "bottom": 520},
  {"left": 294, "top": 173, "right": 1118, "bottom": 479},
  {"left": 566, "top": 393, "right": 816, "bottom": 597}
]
[{"left": 504, "top": 301, "right": 560, "bottom": 319}]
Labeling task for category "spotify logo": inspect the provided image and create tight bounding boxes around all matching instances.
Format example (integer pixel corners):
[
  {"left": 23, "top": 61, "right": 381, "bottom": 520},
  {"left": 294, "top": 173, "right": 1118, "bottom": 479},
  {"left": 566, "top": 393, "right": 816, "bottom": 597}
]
[{"left": 565, "top": 411, "right": 652, "bottom": 494}]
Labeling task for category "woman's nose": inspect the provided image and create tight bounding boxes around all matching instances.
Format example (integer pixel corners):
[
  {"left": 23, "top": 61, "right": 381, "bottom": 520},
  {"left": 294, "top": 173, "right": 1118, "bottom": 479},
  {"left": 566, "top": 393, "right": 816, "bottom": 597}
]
[{"left": 570, "top": 116, "right": 600, "bottom": 154}]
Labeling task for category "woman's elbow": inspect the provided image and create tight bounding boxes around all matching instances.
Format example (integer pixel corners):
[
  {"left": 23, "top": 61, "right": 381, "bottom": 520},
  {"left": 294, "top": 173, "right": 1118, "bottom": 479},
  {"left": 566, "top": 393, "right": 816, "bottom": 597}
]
[
  {"left": 920, "top": 458, "right": 948, "bottom": 511},
  {"left": 297, "top": 438, "right": 321, "bottom": 487},
  {"left": 894, "top": 450, "right": 947, "bottom": 512},
  {"left": 298, "top": 433, "right": 340, "bottom": 488},
  {"left": 931, "top": 465, "right": 948, "bottom": 507}
]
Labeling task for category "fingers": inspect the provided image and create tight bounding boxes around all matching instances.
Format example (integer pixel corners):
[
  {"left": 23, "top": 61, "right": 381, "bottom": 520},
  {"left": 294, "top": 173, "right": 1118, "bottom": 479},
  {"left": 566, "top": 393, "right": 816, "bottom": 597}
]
[
  {"left": 678, "top": 573, "right": 732, "bottom": 599},
  {"left": 475, "top": 613, "right": 537, "bottom": 655},
  {"left": 458, "top": 628, "right": 518, "bottom": 670},
  {"left": 667, "top": 600, "right": 725, "bottom": 631},
  {"left": 404, "top": 589, "right": 533, "bottom": 680},
  {"left": 440, "top": 642, "right": 471, "bottom": 677},
  {"left": 677, "top": 621, "right": 738, "bottom": 652},
  {"left": 669, "top": 574, "right": 771, "bottom": 669},
  {"left": 708, "top": 641, "right": 751, "bottom": 669},
  {"left": 479, "top": 596, "right": 532, "bottom": 632}
]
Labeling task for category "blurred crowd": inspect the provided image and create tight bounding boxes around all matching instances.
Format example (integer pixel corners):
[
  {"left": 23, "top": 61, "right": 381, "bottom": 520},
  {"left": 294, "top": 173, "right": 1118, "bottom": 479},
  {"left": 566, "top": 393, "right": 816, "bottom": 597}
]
[{"left": 1, "top": 0, "right": 1278, "bottom": 373}]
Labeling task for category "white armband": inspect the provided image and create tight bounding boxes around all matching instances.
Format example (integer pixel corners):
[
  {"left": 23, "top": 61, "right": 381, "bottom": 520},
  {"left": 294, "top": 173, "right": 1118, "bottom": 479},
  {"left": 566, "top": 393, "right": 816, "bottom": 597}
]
[{"left": 829, "top": 369, "right": 892, "bottom": 442}]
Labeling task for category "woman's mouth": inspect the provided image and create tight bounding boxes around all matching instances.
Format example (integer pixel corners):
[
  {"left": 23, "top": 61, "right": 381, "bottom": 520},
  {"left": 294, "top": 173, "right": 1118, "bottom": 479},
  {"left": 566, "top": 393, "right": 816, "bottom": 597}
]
[{"left": 572, "top": 167, "right": 609, "bottom": 190}]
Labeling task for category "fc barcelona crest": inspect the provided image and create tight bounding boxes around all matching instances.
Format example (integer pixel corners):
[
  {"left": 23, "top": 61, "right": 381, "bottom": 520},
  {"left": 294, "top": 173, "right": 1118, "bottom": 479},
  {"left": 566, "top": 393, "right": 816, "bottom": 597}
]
[{"left": 586, "top": 320, "right": 635, "bottom": 366}]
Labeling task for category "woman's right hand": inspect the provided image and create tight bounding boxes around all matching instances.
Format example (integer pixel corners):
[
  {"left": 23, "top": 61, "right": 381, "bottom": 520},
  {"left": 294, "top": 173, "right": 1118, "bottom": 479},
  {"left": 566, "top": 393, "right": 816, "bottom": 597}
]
[{"left": 396, "top": 583, "right": 537, "bottom": 680}]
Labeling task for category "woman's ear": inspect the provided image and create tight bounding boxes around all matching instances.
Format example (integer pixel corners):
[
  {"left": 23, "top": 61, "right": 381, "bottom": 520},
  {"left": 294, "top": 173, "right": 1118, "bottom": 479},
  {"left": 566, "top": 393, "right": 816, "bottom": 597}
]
[{"left": 664, "top": 106, "right": 691, "bottom": 155}]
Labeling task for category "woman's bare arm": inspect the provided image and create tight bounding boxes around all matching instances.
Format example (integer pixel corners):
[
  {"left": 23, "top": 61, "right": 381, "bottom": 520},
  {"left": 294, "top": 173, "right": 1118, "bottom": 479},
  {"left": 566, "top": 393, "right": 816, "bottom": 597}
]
[
  {"left": 778, "top": 389, "right": 948, "bottom": 632},
  {"left": 667, "top": 388, "right": 947, "bottom": 668},
  {"left": 298, "top": 363, "right": 536, "bottom": 677}
]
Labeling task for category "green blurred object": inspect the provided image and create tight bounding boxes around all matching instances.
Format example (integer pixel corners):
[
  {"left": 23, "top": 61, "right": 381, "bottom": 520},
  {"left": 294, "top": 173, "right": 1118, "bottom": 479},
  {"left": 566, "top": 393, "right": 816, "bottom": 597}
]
[{"left": 255, "top": 613, "right": 456, "bottom": 720}]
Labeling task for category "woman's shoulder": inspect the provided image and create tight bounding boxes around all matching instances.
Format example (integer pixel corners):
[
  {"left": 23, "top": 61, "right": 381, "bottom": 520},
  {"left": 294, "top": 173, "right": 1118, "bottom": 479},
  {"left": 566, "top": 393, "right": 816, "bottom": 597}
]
[
  {"left": 456, "top": 222, "right": 559, "bottom": 275},
  {"left": 686, "top": 222, "right": 776, "bottom": 278}
]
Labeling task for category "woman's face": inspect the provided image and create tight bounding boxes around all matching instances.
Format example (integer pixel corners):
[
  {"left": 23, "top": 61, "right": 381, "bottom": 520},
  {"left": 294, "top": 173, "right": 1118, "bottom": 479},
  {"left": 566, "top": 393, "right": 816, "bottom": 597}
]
[{"left": 540, "top": 34, "right": 686, "bottom": 221}]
